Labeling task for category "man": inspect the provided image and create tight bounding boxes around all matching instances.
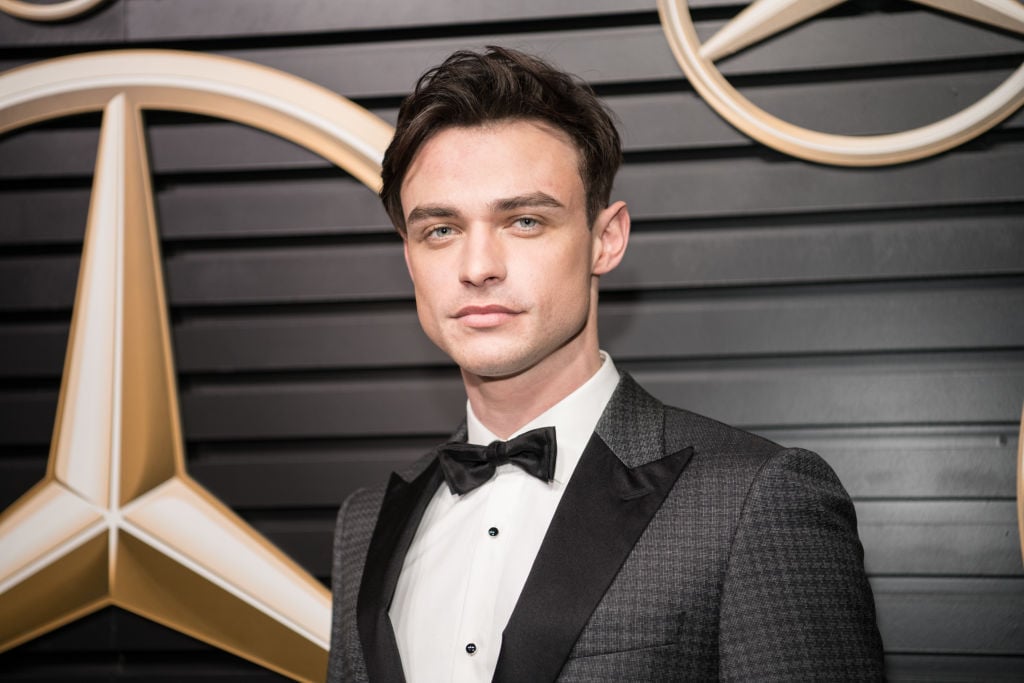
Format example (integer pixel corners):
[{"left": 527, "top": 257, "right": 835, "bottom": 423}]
[{"left": 328, "top": 47, "right": 884, "bottom": 682}]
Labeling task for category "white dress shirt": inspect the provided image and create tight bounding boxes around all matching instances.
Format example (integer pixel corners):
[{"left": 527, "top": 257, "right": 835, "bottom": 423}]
[{"left": 388, "top": 353, "right": 620, "bottom": 682}]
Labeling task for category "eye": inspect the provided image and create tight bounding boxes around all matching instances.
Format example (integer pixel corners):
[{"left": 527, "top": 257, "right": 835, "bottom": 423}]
[
  {"left": 513, "top": 217, "right": 540, "bottom": 230},
  {"left": 427, "top": 225, "right": 455, "bottom": 240}
]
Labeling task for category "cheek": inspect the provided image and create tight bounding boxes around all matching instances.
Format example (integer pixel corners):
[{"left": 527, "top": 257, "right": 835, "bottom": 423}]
[
  {"left": 535, "top": 250, "right": 592, "bottom": 315},
  {"left": 408, "top": 268, "right": 440, "bottom": 322},
  {"left": 413, "top": 285, "right": 441, "bottom": 323},
  {"left": 413, "top": 293, "right": 447, "bottom": 351}
]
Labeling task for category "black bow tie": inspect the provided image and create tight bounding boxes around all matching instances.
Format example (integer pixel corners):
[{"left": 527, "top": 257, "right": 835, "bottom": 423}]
[{"left": 437, "top": 426, "right": 557, "bottom": 495}]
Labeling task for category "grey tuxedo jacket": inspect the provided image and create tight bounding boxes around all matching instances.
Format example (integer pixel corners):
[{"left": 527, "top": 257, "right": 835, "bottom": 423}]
[{"left": 328, "top": 374, "right": 885, "bottom": 681}]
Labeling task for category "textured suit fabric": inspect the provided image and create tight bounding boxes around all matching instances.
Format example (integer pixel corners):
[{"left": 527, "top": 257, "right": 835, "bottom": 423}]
[{"left": 328, "top": 374, "right": 885, "bottom": 681}]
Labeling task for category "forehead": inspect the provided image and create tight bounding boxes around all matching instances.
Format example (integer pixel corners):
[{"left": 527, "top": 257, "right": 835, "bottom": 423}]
[{"left": 400, "top": 120, "right": 585, "bottom": 215}]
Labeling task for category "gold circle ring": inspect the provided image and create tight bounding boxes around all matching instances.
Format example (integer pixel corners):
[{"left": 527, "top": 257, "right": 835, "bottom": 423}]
[
  {"left": 0, "top": 0, "right": 109, "bottom": 22},
  {"left": 657, "top": 0, "right": 1024, "bottom": 166}
]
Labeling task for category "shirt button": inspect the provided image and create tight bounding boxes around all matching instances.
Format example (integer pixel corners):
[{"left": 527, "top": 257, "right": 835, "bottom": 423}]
[
  {"left": 465, "top": 643, "right": 477, "bottom": 655},
  {"left": 488, "top": 527, "right": 499, "bottom": 537}
]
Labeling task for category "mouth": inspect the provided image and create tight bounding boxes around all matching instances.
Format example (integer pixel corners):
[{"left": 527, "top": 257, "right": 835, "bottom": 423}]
[{"left": 453, "top": 304, "right": 520, "bottom": 329}]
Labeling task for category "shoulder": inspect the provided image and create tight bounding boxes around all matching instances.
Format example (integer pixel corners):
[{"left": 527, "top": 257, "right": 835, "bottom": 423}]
[
  {"left": 662, "top": 402, "right": 793, "bottom": 482},
  {"left": 660, "top": 403, "right": 857, "bottom": 551},
  {"left": 659, "top": 402, "right": 848, "bottom": 513},
  {"left": 663, "top": 403, "right": 779, "bottom": 459}
]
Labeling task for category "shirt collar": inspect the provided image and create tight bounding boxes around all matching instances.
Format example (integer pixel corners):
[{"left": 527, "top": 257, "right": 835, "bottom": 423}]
[{"left": 465, "top": 352, "right": 620, "bottom": 485}]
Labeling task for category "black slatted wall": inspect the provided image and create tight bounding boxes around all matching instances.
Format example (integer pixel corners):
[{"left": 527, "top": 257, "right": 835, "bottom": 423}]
[{"left": 1, "top": 1, "right": 1022, "bottom": 680}]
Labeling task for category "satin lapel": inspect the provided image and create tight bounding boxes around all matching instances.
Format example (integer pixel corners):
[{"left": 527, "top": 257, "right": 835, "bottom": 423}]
[
  {"left": 493, "top": 434, "right": 693, "bottom": 683},
  {"left": 357, "top": 458, "right": 443, "bottom": 683}
]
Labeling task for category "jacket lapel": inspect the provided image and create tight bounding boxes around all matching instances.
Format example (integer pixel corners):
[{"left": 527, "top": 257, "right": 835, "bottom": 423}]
[
  {"left": 493, "top": 375, "right": 694, "bottom": 683},
  {"left": 357, "top": 455, "right": 444, "bottom": 683}
]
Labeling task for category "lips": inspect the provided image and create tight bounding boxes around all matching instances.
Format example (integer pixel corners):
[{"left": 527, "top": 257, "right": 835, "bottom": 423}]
[{"left": 454, "top": 304, "right": 520, "bottom": 328}]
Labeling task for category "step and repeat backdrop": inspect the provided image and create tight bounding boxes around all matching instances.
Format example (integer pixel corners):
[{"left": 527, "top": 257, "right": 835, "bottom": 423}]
[{"left": 1, "top": 1, "right": 1022, "bottom": 680}]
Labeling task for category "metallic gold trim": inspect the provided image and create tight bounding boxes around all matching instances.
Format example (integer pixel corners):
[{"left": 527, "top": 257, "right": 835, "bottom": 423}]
[
  {"left": 0, "top": 50, "right": 394, "bottom": 682},
  {"left": 658, "top": 0, "right": 1024, "bottom": 165},
  {"left": 0, "top": 0, "right": 108, "bottom": 22},
  {"left": 0, "top": 49, "right": 392, "bottom": 190}
]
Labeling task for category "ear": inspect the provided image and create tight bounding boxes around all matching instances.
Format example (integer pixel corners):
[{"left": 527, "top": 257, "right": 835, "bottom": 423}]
[{"left": 591, "top": 200, "right": 630, "bottom": 276}]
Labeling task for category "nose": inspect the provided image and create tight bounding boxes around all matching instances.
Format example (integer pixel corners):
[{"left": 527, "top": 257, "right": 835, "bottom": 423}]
[{"left": 459, "top": 228, "right": 506, "bottom": 287}]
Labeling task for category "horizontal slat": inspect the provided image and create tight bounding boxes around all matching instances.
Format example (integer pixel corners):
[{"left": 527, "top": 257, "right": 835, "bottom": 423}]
[
  {"left": 609, "top": 213, "right": 1024, "bottom": 290},
  {"left": 3, "top": 280, "right": 1022, "bottom": 378},
  {"left": 857, "top": 501, "right": 1022, "bottom": 576},
  {"left": 0, "top": 253, "right": 80, "bottom": 311},
  {"left": 617, "top": 144, "right": 1024, "bottom": 222},
  {"left": 637, "top": 353, "right": 1024, "bottom": 429},
  {"left": 4, "top": 208, "right": 1022, "bottom": 311},
  {"left": 188, "top": 439, "right": 434, "bottom": 509},
  {"left": 600, "top": 283, "right": 1024, "bottom": 362},
  {"left": 761, "top": 426, "right": 1019, "bottom": 500},
  {"left": 2, "top": 352, "right": 1020, "bottom": 445},
  {"left": 872, "top": 577, "right": 1024, "bottom": 654},
  {"left": 4, "top": 70, "right": 1022, "bottom": 181},
  {"left": 0, "top": 0, "right": 124, "bottom": 48},
  {"left": 0, "top": 322, "right": 70, "bottom": 377},
  {"left": 0, "top": 178, "right": 388, "bottom": 246},
  {"left": 884, "top": 654, "right": 1024, "bottom": 682},
  {"left": 0, "top": 187, "right": 91, "bottom": 246},
  {"left": 0, "top": 456, "right": 46, "bottom": 512}
]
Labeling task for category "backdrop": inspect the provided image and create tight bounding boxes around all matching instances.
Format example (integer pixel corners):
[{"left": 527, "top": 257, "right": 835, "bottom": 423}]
[{"left": 1, "top": 1, "right": 1022, "bottom": 680}]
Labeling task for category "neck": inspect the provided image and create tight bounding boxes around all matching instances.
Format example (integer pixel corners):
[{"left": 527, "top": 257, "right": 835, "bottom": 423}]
[{"left": 463, "top": 337, "right": 602, "bottom": 440}]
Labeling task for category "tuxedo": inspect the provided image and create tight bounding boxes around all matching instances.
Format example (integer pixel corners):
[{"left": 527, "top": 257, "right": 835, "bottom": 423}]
[{"left": 328, "top": 374, "right": 885, "bottom": 681}]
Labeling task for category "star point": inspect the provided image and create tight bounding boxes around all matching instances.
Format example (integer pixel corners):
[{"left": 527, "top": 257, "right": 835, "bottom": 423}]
[
  {"left": 698, "top": 0, "right": 1024, "bottom": 63},
  {"left": 1, "top": 84, "right": 330, "bottom": 683}
]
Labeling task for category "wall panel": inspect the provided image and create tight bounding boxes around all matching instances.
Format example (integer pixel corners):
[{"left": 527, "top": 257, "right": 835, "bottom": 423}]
[{"left": 1, "top": 0, "right": 1022, "bottom": 679}]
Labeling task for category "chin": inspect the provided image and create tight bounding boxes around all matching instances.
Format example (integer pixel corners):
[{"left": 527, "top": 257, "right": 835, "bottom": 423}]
[
  {"left": 458, "top": 359, "right": 530, "bottom": 380},
  {"left": 451, "top": 348, "right": 539, "bottom": 380}
]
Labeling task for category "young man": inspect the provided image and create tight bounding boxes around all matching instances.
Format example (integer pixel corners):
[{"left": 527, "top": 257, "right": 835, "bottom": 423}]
[{"left": 328, "top": 47, "right": 885, "bottom": 682}]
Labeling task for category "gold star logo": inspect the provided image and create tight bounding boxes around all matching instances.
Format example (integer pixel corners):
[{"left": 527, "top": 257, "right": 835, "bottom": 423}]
[
  {"left": 0, "top": 50, "right": 393, "bottom": 682},
  {"left": 658, "top": 0, "right": 1024, "bottom": 164}
]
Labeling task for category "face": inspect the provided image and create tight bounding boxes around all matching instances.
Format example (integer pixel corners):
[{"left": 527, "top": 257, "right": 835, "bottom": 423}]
[{"left": 400, "top": 120, "right": 628, "bottom": 382}]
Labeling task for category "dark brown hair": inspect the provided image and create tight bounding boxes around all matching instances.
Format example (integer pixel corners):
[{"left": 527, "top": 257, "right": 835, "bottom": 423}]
[{"left": 380, "top": 46, "right": 622, "bottom": 233}]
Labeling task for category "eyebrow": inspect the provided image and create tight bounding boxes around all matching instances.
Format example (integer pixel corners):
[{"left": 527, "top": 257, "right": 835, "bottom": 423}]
[
  {"left": 405, "top": 205, "right": 460, "bottom": 225},
  {"left": 491, "top": 192, "right": 565, "bottom": 213},
  {"left": 405, "top": 192, "right": 566, "bottom": 226}
]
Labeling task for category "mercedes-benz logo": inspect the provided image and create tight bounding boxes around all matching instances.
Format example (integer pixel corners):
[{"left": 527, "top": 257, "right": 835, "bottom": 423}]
[
  {"left": 0, "top": 50, "right": 393, "bottom": 682},
  {"left": 658, "top": 0, "right": 1024, "bottom": 165}
]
